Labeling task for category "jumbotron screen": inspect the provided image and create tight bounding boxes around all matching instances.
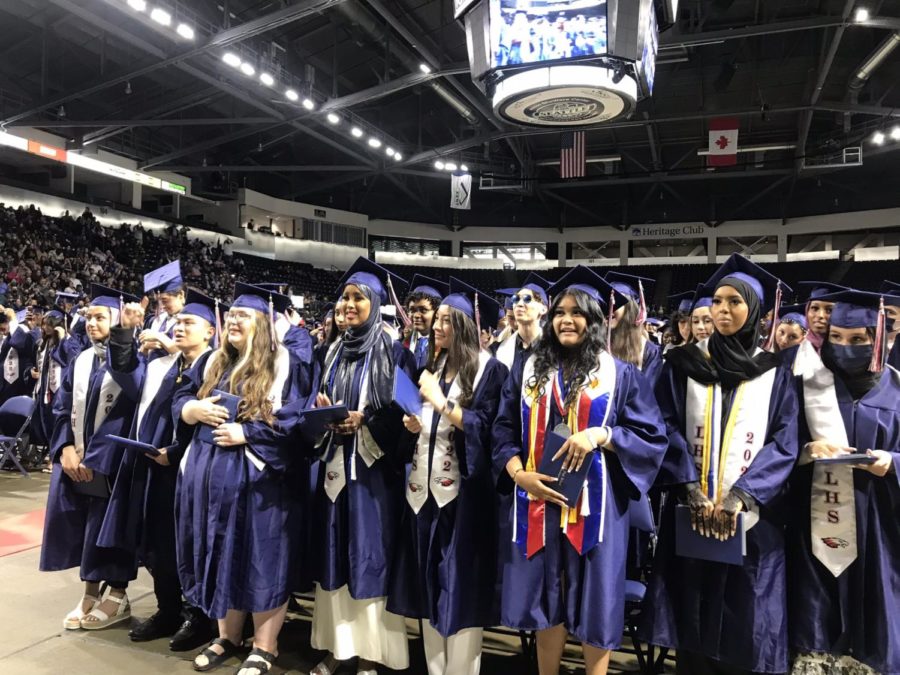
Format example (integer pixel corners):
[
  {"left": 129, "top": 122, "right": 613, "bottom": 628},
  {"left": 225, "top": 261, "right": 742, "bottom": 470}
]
[{"left": 489, "top": 0, "right": 608, "bottom": 69}]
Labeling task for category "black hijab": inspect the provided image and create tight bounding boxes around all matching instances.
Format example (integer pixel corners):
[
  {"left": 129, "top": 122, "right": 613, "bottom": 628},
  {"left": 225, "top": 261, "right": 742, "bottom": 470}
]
[{"left": 667, "top": 277, "right": 781, "bottom": 389}]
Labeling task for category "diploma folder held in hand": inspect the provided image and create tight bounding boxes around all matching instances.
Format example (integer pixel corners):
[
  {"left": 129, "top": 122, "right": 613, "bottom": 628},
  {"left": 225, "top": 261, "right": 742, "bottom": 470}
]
[
  {"left": 392, "top": 366, "right": 423, "bottom": 417},
  {"left": 196, "top": 389, "right": 241, "bottom": 446},
  {"left": 537, "top": 425, "right": 592, "bottom": 506},
  {"left": 814, "top": 454, "right": 877, "bottom": 466},
  {"left": 301, "top": 404, "right": 351, "bottom": 438},
  {"left": 675, "top": 504, "right": 746, "bottom": 566},
  {"left": 104, "top": 434, "right": 161, "bottom": 457}
]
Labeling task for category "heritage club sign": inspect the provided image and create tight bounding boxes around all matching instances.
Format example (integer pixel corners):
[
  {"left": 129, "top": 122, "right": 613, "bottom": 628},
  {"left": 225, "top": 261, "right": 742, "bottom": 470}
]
[{"left": 629, "top": 223, "right": 708, "bottom": 239}]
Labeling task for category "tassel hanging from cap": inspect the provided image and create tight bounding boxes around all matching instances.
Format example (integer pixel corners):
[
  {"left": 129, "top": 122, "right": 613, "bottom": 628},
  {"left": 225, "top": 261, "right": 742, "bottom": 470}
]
[
  {"left": 119, "top": 294, "right": 125, "bottom": 327},
  {"left": 385, "top": 276, "right": 411, "bottom": 328},
  {"left": 474, "top": 291, "right": 482, "bottom": 352},
  {"left": 634, "top": 279, "right": 647, "bottom": 326},
  {"left": 607, "top": 290, "right": 615, "bottom": 346},
  {"left": 763, "top": 284, "right": 783, "bottom": 352},
  {"left": 154, "top": 291, "right": 160, "bottom": 320},
  {"left": 268, "top": 294, "right": 277, "bottom": 351},
  {"left": 214, "top": 298, "right": 222, "bottom": 349},
  {"left": 869, "top": 295, "right": 886, "bottom": 373}
]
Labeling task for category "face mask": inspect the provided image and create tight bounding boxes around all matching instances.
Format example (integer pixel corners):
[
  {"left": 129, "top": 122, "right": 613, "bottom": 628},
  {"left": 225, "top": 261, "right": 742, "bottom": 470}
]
[{"left": 821, "top": 342, "right": 872, "bottom": 377}]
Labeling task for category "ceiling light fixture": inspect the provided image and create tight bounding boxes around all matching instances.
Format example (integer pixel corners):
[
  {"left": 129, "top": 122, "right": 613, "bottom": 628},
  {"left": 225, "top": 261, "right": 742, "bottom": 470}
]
[
  {"left": 302, "top": 98, "right": 315, "bottom": 110},
  {"left": 326, "top": 113, "right": 340, "bottom": 125},
  {"left": 444, "top": 162, "right": 457, "bottom": 171},
  {"left": 222, "top": 52, "right": 241, "bottom": 67},
  {"left": 385, "top": 147, "right": 395, "bottom": 157},
  {"left": 239, "top": 62, "right": 255, "bottom": 76},
  {"left": 460, "top": 164, "right": 469, "bottom": 172},
  {"left": 150, "top": 7, "right": 171, "bottom": 26},
  {"left": 285, "top": 88, "right": 299, "bottom": 101},
  {"left": 351, "top": 126, "right": 363, "bottom": 138},
  {"left": 419, "top": 63, "right": 432, "bottom": 74},
  {"left": 259, "top": 72, "right": 274, "bottom": 86},
  {"left": 394, "top": 153, "right": 402, "bottom": 161},
  {"left": 872, "top": 130, "right": 885, "bottom": 145},
  {"left": 368, "top": 137, "right": 382, "bottom": 148},
  {"left": 891, "top": 126, "right": 900, "bottom": 140},
  {"left": 434, "top": 160, "right": 445, "bottom": 170},
  {"left": 854, "top": 7, "right": 870, "bottom": 22},
  {"left": 126, "top": 0, "right": 147, "bottom": 11},
  {"left": 124, "top": 80, "right": 132, "bottom": 94},
  {"left": 175, "top": 23, "right": 194, "bottom": 39}
]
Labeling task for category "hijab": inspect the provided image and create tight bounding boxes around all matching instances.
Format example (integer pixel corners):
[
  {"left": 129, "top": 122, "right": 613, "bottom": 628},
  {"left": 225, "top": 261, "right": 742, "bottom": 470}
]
[{"left": 667, "top": 277, "right": 781, "bottom": 389}]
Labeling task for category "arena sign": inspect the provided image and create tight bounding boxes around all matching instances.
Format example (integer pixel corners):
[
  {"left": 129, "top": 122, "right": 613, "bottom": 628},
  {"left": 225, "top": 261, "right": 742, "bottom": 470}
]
[{"left": 628, "top": 223, "right": 708, "bottom": 239}]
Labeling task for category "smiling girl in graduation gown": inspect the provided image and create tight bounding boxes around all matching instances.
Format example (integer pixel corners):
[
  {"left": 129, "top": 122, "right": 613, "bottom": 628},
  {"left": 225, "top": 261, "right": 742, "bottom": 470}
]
[
  {"left": 639, "top": 254, "right": 800, "bottom": 675},
  {"left": 389, "top": 278, "right": 509, "bottom": 675},
  {"left": 39, "top": 284, "right": 142, "bottom": 631},
  {"left": 785, "top": 289, "right": 900, "bottom": 675},
  {"left": 493, "top": 266, "right": 667, "bottom": 675},
  {"left": 604, "top": 271, "right": 663, "bottom": 386},
  {"left": 174, "top": 283, "right": 314, "bottom": 675},
  {"left": 308, "top": 258, "right": 415, "bottom": 675}
]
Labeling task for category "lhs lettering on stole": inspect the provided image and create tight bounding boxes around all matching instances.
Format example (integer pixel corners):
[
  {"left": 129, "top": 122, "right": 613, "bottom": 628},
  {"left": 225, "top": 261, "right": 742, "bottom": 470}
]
[
  {"left": 824, "top": 470, "right": 840, "bottom": 523},
  {"left": 693, "top": 425, "right": 703, "bottom": 473}
]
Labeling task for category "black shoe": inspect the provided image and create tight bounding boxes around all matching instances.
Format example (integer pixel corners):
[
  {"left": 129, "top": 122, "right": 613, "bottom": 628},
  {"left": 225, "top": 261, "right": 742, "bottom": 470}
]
[
  {"left": 169, "top": 610, "right": 215, "bottom": 652},
  {"left": 129, "top": 610, "right": 182, "bottom": 642}
]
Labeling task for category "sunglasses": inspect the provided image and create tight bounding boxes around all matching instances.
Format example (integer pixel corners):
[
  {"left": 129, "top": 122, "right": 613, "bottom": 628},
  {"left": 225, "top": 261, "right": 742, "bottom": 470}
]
[{"left": 512, "top": 293, "right": 535, "bottom": 305}]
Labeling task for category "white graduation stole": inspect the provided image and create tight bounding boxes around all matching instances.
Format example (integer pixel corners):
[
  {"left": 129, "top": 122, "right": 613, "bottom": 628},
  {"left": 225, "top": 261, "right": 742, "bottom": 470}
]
[
  {"left": 71, "top": 347, "right": 123, "bottom": 459},
  {"left": 683, "top": 339, "right": 775, "bottom": 510},
  {"left": 802, "top": 353, "right": 857, "bottom": 577},
  {"left": 33, "top": 343, "right": 61, "bottom": 402},
  {"left": 2, "top": 324, "right": 20, "bottom": 384},
  {"left": 792, "top": 338, "right": 820, "bottom": 378},
  {"left": 321, "top": 350, "right": 385, "bottom": 502},
  {"left": 406, "top": 351, "right": 490, "bottom": 514},
  {"left": 495, "top": 333, "right": 518, "bottom": 370},
  {"left": 136, "top": 353, "right": 179, "bottom": 436}
]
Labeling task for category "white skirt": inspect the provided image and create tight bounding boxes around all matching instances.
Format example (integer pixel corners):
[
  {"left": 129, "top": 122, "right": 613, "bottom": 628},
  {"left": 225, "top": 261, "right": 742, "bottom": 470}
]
[{"left": 310, "top": 584, "right": 410, "bottom": 669}]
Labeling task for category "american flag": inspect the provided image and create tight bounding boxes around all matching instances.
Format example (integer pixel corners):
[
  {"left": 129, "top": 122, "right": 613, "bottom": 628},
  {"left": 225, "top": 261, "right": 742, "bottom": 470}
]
[{"left": 560, "top": 131, "right": 586, "bottom": 179}]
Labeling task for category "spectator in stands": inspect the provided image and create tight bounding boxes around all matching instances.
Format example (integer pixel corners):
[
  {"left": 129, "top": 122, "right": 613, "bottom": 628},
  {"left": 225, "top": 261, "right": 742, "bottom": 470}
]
[{"left": 493, "top": 266, "right": 667, "bottom": 675}]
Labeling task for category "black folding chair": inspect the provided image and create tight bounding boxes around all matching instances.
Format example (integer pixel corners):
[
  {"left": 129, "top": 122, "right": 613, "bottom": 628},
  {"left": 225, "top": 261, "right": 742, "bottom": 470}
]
[{"left": 0, "top": 395, "right": 37, "bottom": 478}]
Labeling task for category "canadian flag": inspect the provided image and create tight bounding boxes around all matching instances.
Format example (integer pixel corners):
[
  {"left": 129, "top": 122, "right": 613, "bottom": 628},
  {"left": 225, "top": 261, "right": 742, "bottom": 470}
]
[{"left": 708, "top": 117, "right": 739, "bottom": 167}]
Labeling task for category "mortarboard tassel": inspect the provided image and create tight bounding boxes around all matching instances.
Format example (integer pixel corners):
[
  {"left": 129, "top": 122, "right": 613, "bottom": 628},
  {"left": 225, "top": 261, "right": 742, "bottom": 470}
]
[
  {"left": 214, "top": 298, "right": 222, "bottom": 349},
  {"left": 474, "top": 291, "right": 482, "bottom": 352},
  {"left": 634, "top": 279, "right": 647, "bottom": 326},
  {"left": 386, "top": 276, "right": 411, "bottom": 329},
  {"left": 268, "top": 294, "right": 277, "bottom": 351},
  {"left": 763, "top": 284, "right": 783, "bottom": 352},
  {"left": 869, "top": 295, "right": 886, "bottom": 373},
  {"left": 119, "top": 294, "right": 125, "bottom": 327},
  {"left": 607, "top": 289, "right": 615, "bottom": 347}
]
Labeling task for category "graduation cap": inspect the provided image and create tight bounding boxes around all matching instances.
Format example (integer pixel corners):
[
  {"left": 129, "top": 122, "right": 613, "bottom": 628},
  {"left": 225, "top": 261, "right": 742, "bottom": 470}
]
[
  {"left": 445, "top": 277, "right": 501, "bottom": 334},
  {"left": 143, "top": 260, "right": 183, "bottom": 295},
  {"left": 45, "top": 309, "right": 65, "bottom": 322},
  {"left": 381, "top": 305, "right": 398, "bottom": 325},
  {"left": 90, "top": 283, "right": 139, "bottom": 310},
  {"left": 14, "top": 309, "right": 27, "bottom": 323},
  {"left": 182, "top": 289, "right": 221, "bottom": 327},
  {"left": 337, "top": 257, "right": 410, "bottom": 327},
  {"left": 777, "top": 303, "right": 808, "bottom": 331},
  {"left": 605, "top": 271, "right": 654, "bottom": 324},
  {"left": 818, "top": 289, "right": 889, "bottom": 371},
  {"left": 645, "top": 317, "right": 666, "bottom": 327},
  {"left": 55, "top": 290, "right": 81, "bottom": 305},
  {"left": 495, "top": 288, "right": 518, "bottom": 311},
  {"left": 320, "top": 302, "right": 335, "bottom": 320},
  {"left": 795, "top": 281, "right": 847, "bottom": 303},
  {"left": 548, "top": 265, "right": 626, "bottom": 309},
  {"left": 232, "top": 282, "right": 281, "bottom": 350},
  {"left": 255, "top": 282, "right": 289, "bottom": 294},
  {"left": 691, "top": 282, "right": 714, "bottom": 312},
  {"left": 705, "top": 254, "right": 791, "bottom": 351},
  {"left": 408, "top": 275, "right": 449, "bottom": 301},
  {"left": 668, "top": 290, "right": 695, "bottom": 314},
  {"left": 519, "top": 272, "right": 551, "bottom": 305},
  {"left": 880, "top": 280, "right": 900, "bottom": 294}
]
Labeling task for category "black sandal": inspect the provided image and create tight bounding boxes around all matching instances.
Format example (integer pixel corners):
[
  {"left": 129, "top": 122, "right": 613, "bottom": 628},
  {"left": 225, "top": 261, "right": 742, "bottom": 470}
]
[
  {"left": 193, "top": 637, "right": 240, "bottom": 672},
  {"left": 235, "top": 647, "right": 277, "bottom": 675}
]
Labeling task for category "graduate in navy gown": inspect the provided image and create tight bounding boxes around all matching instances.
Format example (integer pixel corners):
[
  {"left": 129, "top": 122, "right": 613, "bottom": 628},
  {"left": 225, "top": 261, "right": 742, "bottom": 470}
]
[
  {"left": 100, "top": 289, "right": 222, "bottom": 648},
  {"left": 140, "top": 260, "right": 186, "bottom": 361},
  {"left": 174, "top": 283, "right": 314, "bottom": 675},
  {"left": 404, "top": 275, "right": 448, "bottom": 370},
  {"left": 785, "top": 289, "right": 900, "bottom": 675},
  {"left": 639, "top": 254, "right": 800, "bottom": 675},
  {"left": 39, "top": 284, "right": 143, "bottom": 631},
  {"left": 308, "top": 258, "right": 414, "bottom": 675},
  {"left": 782, "top": 282, "right": 848, "bottom": 376},
  {"left": 493, "top": 266, "right": 668, "bottom": 675},
  {"left": 771, "top": 305, "right": 808, "bottom": 354},
  {"left": 389, "top": 278, "right": 508, "bottom": 675},
  {"left": 689, "top": 286, "right": 715, "bottom": 344},
  {"left": 256, "top": 283, "right": 315, "bottom": 367},
  {"left": 493, "top": 273, "right": 550, "bottom": 371},
  {"left": 0, "top": 307, "right": 36, "bottom": 405},
  {"left": 30, "top": 310, "right": 66, "bottom": 450},
  {"left": 605, "top": 271, "right": 663, "bottom": 386},
  {"left": 882, "top": 282, "right": 900, "bottom": 371}
]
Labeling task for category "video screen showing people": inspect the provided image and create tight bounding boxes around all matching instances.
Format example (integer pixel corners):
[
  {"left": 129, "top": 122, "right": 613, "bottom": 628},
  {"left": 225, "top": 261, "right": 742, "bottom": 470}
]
[{"left": 490, "top": 0, "right": 608, "bottom": 69}]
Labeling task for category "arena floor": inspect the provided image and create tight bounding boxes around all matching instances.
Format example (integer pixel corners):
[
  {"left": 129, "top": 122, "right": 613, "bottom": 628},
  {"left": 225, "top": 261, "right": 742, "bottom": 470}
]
[{"left": 0, "top": 471, "right": 660, "bottom": 674}]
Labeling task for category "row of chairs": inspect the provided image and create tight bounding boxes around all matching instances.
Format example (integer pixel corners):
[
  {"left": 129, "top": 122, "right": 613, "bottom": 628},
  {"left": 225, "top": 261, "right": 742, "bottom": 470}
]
[{"left": 0, "top": 395, "right": 36, "bottom": 478}]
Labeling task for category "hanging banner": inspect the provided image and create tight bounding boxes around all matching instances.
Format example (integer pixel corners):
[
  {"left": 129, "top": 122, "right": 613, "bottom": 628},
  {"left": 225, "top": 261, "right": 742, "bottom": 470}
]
[{"left": 450, "top": 172, "right": 472, "bottom": 210}]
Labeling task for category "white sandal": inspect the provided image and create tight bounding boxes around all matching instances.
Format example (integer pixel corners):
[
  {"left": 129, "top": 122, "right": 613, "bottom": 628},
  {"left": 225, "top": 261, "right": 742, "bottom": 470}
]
[
  {"left": 63, "top": 593, "right": 100, "bottom": 630},
  {"left": 80, "top": 592, "right": 131, "bottom": 630},
  {"left": 310, "top": 658, "right": 335, "bottom": 675}
]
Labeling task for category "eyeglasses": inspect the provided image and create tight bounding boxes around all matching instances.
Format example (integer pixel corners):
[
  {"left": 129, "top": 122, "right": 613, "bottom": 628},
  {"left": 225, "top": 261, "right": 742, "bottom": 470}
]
[{"left": 512, "top": 293, "right": 535, "bottom": 305}]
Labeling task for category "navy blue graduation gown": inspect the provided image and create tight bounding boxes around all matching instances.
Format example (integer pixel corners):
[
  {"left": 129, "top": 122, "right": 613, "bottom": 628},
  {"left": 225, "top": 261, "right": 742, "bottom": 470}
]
[
  {"left": 641, "top": 339, "right": 663, "bottom": 387},
  {"left": 492, "top": 356, "right": 667, "bottom": 649},
  {"left": 98, "top": 349, "right": 213, "bottom": 575},
  {"left": 173, "top": 349, "right": 315, "bottom": 619},
  {"left": 283, "top": 324, "right": 314, "bottom": 365},
  {"left": 889, "top": 339, "right": 899, "bottom": 371},
  {"left": 312, "top": 342, "right": 415, "bottom": 600},
  {"left": 39, "top": 348, "right": 139, "bottom": 583},
  {"left": 387, "top": 357, "right": 509, "bottom": 637},
  {"left": 0, "top": 325, "right": 35, "bottom": 404},
  {"left": 31, "top": 339, "right": 64, "bottom": 447},
  {"left": 786, "top": 369, "right": 900, "bottom": 675},
  {"left": 638, "top": 363, "right": 800, "bottom": 674}
]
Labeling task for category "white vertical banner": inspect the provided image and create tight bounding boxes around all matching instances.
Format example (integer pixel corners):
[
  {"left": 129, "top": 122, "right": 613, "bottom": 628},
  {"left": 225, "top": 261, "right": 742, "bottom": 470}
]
[{"left": 450, "top": 172, "right": 472, "bottom": 210}]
